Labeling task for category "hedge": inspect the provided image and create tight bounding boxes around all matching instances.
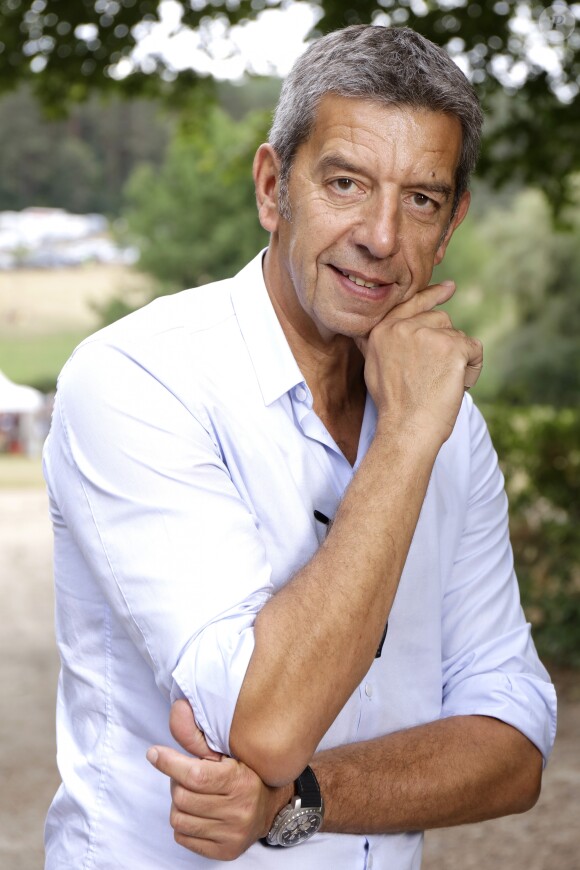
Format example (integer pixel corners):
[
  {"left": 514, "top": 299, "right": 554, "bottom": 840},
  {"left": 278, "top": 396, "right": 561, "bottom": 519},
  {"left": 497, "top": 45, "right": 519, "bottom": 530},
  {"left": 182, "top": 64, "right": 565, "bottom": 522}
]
[{"left": 483, "top": 404, "right": 580, "bottom": 666}]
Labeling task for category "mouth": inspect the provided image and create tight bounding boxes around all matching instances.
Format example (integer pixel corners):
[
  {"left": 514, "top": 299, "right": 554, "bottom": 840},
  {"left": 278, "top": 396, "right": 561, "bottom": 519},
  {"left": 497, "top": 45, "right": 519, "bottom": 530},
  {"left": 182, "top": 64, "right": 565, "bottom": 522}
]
[
  {"left": 332, "top": 265, "right": 394, "bottom": 294},
  {"left": 340, "top": 269, "right": 382, "bottom": 289}
]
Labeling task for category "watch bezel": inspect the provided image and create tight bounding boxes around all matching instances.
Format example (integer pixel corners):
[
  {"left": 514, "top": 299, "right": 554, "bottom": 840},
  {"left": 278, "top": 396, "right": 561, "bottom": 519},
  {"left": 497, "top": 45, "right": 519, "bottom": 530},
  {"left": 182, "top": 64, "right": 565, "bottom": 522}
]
[{"left": 266, "top": 796, "right": 324, "bottom": 847}]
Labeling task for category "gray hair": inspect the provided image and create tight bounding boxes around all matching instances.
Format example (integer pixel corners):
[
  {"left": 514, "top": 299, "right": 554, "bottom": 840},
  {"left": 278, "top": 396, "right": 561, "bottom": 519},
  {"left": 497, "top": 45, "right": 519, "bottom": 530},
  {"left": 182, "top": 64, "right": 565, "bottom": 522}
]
[{"left": 269, "top": 25, "right": 483, "bottom": 218}]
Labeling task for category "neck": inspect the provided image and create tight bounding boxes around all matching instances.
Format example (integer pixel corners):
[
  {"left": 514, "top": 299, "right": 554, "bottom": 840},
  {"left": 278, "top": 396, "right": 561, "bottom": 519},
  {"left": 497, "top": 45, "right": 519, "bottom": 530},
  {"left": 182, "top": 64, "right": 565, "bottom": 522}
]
[{"left": 263, "top": 246, "right": 367, "bottom": 464}]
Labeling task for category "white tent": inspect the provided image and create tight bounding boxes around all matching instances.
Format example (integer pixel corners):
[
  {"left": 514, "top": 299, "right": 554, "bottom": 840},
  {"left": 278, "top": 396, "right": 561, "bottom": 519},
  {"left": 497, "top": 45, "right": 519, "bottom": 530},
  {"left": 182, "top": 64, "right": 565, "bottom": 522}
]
[
  {"left": 0, "top": 371, "right": 47, "bottom": 455},
  {"left": 0, "top": 370, "right": 43, "bottom": 413}
]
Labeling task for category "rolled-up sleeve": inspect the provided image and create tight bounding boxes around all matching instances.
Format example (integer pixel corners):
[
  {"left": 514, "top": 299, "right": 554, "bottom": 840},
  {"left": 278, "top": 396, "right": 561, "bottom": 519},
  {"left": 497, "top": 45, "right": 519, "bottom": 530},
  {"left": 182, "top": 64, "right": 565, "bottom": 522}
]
[
  {"left": 47, "top": 338, "right": 273, "bottom": 755},
  {"left": 440, "top": 401, "right": 557, "bottom": 762}
]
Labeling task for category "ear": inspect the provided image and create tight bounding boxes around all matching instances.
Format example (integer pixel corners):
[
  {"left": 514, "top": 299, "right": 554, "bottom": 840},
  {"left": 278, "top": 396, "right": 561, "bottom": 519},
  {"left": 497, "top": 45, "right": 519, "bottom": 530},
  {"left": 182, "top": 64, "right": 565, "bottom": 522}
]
[
  {"left": 433, "top": 190, "right": 470, "bottom": 266},
  {"left": 253, "top": 143, "right": 282, "bottom": 233}
]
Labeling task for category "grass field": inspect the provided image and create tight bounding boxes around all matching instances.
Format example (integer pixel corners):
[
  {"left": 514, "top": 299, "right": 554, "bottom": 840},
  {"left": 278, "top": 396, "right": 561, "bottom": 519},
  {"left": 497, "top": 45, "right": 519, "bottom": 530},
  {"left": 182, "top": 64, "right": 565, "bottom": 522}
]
[
  {"left": 0, "top": 264, "right": 151, "bottom": 390},
  {"left": 0, "top": 330, "right": 89, "bottom": 390}
]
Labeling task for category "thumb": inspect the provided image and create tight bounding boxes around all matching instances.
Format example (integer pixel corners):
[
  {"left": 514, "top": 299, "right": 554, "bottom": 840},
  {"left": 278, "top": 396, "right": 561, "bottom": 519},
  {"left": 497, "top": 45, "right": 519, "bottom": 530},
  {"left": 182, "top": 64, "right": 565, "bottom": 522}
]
[{"left": 169, "top": 699, "right": 221, "bottom": 761}]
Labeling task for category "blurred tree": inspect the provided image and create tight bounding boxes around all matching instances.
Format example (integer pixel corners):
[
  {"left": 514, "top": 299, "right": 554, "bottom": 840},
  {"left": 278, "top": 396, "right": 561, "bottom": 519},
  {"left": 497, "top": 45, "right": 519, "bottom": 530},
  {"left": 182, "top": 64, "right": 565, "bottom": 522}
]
[
  {"left": 485, "top": 404, "right": 580, "bottom": 665},
  {"left": 0, "top": 1, "right": 578, "bottom": 210},
  {"left": 0, "top": 86, "right": 170, "bottom": 213},
  {"left": 485, "top": 188, "right": 580, "bottom": 405},
  {"left": 434, "top": 182, "right": 580, "bottom": 406},
  {"left": 118, "top": 104, "right": 269, "bottom": 294}
]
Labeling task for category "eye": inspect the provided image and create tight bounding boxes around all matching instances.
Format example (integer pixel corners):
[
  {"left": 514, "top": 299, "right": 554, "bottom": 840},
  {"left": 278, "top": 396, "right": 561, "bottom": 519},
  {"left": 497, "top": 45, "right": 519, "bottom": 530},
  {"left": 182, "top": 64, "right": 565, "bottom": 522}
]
[
  {"left": 331, "top": 177, "right": 358, "bottom": 194},
  {"left": 412, "top": 193, "right": 435, "bottom": 209}
]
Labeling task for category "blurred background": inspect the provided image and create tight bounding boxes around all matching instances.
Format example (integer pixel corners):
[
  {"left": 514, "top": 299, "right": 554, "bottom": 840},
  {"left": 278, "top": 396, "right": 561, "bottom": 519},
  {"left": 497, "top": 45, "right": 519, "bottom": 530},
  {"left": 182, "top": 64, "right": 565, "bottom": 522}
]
[{"left": 0, "top": 1, "right": 578, "bottom": 868}]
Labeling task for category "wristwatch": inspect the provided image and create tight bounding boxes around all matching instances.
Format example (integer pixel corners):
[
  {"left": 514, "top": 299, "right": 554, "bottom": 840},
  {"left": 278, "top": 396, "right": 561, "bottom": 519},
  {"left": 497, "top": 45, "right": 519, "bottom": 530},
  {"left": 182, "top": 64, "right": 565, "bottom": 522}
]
[{"left": 265, "top": 765, "right": 324, "bottom": 847}]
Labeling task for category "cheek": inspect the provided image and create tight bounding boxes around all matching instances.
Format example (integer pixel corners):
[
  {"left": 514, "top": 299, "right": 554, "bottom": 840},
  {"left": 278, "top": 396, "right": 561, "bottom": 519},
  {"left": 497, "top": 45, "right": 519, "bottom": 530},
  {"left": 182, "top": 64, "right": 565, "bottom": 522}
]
[{"left": 409, "top": 232, "right": 443, "bottom": 273}]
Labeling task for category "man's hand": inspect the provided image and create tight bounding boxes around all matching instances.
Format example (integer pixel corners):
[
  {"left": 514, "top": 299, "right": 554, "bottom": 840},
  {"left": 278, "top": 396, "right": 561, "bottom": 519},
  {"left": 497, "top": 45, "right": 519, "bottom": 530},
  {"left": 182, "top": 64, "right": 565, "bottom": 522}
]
[
  {"left": 148, "top": 705, "right": 542, "bottom": 858},
  {"left": 169, "top": 698, "right": 222, "bottom": 761},
  {"left": 147, "top": 701, "right": 290, "bottom": 860},
  {"left": 357, "top": 280, "right": 483, "bottom": 444}
]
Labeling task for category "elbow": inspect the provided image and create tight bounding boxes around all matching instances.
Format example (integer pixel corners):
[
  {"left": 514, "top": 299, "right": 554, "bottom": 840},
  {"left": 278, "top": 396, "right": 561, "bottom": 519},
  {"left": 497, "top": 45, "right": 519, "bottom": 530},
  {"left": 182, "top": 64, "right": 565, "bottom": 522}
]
[
  {"left": 230, "top": 718, "right": 315, "bottom": 787},
  {"left": 510, "top": 748, "right": 543, "bottom": 815},
  {"left": 515, "top": 772, "right": 542, "bottom": 815}
]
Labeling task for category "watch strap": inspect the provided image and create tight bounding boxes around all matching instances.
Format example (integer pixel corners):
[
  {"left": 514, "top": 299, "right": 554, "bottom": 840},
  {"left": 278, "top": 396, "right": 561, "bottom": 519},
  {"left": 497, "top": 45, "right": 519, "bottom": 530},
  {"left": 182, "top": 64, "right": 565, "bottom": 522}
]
[{"left": 294, "top": 765, "right": 322, "bottom": 809}]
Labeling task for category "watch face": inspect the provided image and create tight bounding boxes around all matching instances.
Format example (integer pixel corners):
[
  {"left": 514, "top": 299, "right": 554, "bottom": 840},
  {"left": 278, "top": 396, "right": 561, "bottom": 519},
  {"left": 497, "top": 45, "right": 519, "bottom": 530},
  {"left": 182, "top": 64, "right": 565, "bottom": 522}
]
[{"left": 279, "top": 809, "right": 323, "bottom": 846}]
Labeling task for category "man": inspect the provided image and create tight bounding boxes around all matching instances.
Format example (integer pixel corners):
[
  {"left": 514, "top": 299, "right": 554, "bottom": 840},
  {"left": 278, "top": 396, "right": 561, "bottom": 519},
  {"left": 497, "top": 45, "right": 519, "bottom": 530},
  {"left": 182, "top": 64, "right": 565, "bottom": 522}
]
[{"left": 43, "top": 25, "right": 556, "bottom": 869}]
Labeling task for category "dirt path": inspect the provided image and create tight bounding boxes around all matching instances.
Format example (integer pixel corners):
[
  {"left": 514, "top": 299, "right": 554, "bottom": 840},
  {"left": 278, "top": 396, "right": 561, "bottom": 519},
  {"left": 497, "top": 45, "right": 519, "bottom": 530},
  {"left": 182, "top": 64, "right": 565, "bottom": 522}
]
[
  {"left": 0, "top": 488, "right": 60, "bottom": 870},
  {"left": 0, "top": 488, "right": 578, "bottom": 869}
]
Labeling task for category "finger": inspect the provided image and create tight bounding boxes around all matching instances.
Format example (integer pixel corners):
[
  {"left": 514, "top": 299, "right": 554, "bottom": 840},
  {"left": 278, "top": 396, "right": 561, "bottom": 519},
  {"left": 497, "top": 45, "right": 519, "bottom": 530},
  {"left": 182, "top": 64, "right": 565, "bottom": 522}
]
[
  {"left": 444, "top": 331, "right": 483, "bottom": 389},
  {"left": 170, "top": 699, "right": 221, "bottom": 760},
  {"left": 147, "top": 747, "right": 234, "bottom": 794},
  {"left": 355, "top": 305, "right": 454, "bottom": 357},
  {"left": 171, "top": 808, "right": 257, "bottom": 862},
  {"left": 170, "top": 802, "right": 257, "bottom": 861},
  {"left": 464, "top": 338, "right": 484, "bottom": 389},
  {"left": 173, "top": 830, "right": 247, "bottom": 863},
  {"left": 170, "top": 790, "right": 232, "bottom": 824},
  {"left": 172, "top": 828, "right": 224, "bottom": 860},
  {"left": 397, "top": 309, "right": 453, "bottom": 330},
  {"left": 170, "top": 780, "right": 230, "bottom": 817},
  {"left": 387, "top": 280, "right": 456, "bottom": 321}
]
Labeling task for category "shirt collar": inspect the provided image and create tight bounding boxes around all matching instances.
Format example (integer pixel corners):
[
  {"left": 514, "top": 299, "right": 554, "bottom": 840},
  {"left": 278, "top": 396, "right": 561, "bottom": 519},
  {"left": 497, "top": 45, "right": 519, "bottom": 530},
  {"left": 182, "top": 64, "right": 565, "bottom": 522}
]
[{"left": 230, "top": 250, "right": 304, "bottom": 406}]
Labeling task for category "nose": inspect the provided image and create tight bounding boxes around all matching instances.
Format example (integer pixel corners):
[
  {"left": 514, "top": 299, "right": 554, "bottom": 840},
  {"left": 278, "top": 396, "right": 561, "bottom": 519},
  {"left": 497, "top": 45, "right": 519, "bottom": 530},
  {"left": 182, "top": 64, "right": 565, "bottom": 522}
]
[{"left": 351, "top": 190, "right": 401, "bottom": 260}]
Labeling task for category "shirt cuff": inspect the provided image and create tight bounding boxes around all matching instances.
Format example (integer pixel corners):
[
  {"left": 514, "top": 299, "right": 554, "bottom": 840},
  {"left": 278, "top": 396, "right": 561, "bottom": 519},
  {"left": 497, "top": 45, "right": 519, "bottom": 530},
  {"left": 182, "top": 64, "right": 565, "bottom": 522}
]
[
  {"left": 170, "top": 594, "right": 270, "bottom": 756},
  {"left": 441, "top": 669, "right": 557, "bottom": 764}
]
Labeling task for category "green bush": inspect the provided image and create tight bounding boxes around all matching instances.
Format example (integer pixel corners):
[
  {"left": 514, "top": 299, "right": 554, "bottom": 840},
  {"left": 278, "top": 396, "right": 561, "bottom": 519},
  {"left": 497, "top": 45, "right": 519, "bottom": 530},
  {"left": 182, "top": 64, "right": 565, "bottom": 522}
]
[
  {"left": 121, "top": 105, "right": 269, "bottom": 294},
  {"left": 484, "top": 404, "right": 580, "bottom": 665}
]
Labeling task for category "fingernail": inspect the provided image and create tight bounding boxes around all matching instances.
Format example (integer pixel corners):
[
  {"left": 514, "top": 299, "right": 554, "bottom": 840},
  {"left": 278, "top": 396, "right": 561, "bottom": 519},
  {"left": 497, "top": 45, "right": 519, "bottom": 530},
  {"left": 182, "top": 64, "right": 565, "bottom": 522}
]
[
  {"left": 440, "top": 280, "right": 455, "bottom": 287},
  {"left": 146, "top": 747, "right": 159, "bottom": 765}
]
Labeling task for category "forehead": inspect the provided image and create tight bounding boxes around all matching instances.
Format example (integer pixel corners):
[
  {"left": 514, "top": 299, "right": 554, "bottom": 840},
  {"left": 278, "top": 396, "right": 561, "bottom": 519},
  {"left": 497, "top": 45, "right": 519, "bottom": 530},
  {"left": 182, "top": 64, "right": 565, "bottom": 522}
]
[{"left": 300, "top": 94, "right": 463, "bottom": 186}]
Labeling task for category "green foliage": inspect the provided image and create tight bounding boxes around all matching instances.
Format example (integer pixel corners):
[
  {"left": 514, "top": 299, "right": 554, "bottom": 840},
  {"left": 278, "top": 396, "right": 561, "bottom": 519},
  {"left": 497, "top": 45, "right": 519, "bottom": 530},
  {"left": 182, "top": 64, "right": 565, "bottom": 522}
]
[
  {"left": 93, "top": 295, "right": 139, "bottom": 328},
  {"left": 0, "top": 86, "right": 170, "bottom": 214},
  {"left": 485, "top": 404, "right": 580, "bottom": 665},
  {"left": 483, "top": 188, "right": 580, "bottom": 407},
  {"left": 0, "top": 1, "right": 578, "bottom": 211},
  {"left": 434, "top": 182, "right": 580, "bottom": 406},
  {"left": 121, "top": 105, "right": 269, "bottom": 292}
]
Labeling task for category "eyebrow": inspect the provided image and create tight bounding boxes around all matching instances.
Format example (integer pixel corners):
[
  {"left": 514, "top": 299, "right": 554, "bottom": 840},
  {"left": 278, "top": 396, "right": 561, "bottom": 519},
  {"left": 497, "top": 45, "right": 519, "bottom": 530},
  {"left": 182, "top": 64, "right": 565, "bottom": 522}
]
[
  {"left": 316, "top": 152, "right": 454, "bottom": 202},
  {"left": 416, "top": 181, "right": 454, "bottom": 201},
  {"left": 316, "top": 153, "right": 367, "bottom": 178}
]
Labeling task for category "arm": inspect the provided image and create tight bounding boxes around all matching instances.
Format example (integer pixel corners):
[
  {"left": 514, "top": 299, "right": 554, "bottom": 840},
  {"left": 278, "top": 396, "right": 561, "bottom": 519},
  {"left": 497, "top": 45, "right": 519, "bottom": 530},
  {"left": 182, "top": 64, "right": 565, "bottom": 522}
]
[
  {"left": 48, "top": 277, "right": 479, "bottom": 786},
  {"left": 147, "top": 703, "right": 541, "bottom": 860},
  {"left": 147, "top": 387, "right": 554, "bottom": 858},
  {"left": 312, "top": 715, "right": 541, "bottom": 833},
  {"left": 230, "top": 283, "right": 483, "bottom": 782}
]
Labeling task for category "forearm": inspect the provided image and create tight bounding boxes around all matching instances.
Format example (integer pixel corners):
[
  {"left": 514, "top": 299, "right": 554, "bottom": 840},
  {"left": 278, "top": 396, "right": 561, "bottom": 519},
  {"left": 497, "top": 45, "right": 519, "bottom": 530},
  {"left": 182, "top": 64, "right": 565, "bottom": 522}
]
[
  {"left": 312, "top": 715, "right": 542, "bottom": 834},
  {"left": 151, "top": 709, "right": 543, "bottom": 861},
  {"left": 230, "top": 424, "right": 440, "bottom": 783},
  {"left": 230, "top": 283, "right": 483, "bottom": 783}
]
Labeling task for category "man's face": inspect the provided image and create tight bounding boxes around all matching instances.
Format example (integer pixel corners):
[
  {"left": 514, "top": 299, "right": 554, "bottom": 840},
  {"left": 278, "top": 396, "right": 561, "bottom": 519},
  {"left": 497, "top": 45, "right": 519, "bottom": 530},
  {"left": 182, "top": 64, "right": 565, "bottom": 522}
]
[{"left": 258, "top": 94, "right": 469, "bottom": 343}]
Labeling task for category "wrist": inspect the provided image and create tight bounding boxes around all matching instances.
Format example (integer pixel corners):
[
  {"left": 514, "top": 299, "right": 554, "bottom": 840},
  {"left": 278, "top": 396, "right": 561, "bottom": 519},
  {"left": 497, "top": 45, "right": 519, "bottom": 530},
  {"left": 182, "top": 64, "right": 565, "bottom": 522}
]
[
  {"left": 262, "top": 782, "right": 294, "bottom": 838},
  {"left": 373, "top": 413, "right": 445, "bottom": 461}
]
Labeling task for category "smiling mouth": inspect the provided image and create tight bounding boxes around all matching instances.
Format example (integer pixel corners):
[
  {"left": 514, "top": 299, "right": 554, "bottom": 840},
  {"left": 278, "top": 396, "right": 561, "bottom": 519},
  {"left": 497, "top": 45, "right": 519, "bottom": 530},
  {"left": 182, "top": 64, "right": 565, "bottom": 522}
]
[{"left": 337, "top": 268, "right": 385, "bottom": 290}]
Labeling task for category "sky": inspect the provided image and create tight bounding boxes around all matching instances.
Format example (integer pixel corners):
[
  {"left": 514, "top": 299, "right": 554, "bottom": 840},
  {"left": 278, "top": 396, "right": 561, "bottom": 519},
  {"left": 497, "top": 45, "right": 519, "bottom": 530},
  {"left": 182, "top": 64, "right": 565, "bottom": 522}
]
[
  {"left": 109, "top": 0, "right": 579, "bottom": 102},
  {"left": 119, "top": 0, "right": 319, "bottom": 81}
]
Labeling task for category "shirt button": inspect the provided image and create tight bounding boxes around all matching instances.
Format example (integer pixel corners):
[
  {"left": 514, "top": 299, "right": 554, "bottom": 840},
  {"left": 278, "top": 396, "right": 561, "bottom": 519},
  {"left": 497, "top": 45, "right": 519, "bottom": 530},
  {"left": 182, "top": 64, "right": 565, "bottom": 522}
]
[
  {"left": 365, "top": 683, "right": 373, "bottom": 698},
  {"left": 294, "top": 385, "right": 307, "bottom": 402}
]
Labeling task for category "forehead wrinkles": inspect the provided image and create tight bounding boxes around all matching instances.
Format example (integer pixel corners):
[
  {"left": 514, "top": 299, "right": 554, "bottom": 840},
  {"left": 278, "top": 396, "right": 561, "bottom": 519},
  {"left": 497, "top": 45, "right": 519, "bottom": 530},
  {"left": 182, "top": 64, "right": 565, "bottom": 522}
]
[
  {"left": 311, "top": 130, "right": 453, "bottom": 192},
  {"left": 303, "top": 100, "right": 460, "bottom": 188}
]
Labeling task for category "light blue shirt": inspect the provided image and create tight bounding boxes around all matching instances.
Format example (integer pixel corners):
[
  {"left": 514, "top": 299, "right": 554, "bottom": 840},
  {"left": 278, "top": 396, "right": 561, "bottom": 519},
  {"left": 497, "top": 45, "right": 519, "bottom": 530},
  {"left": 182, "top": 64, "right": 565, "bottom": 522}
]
[{"left": 43, "top": 251, "right": 556, "bottom": 869}]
